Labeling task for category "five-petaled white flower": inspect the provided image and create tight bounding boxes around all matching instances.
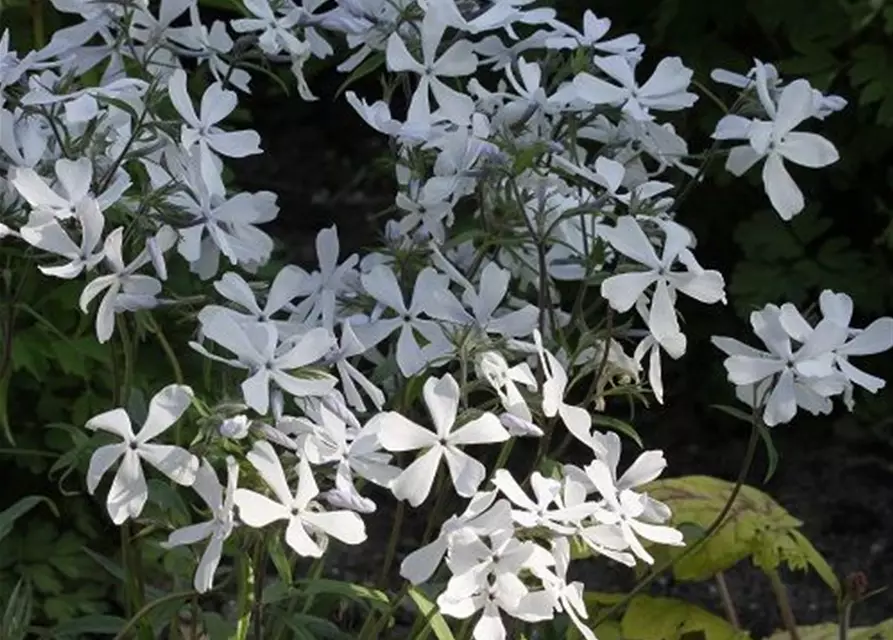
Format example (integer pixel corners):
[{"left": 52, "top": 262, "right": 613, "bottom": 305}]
[
  {"left": 86, "top": 385, "right": 199, "bottom": 525},
  {"left": 375, "top": 374, "right": 510, "bottom": 507},
  {"left": 168, "top": 69, "right": 262, "bottom": 195},
  {"left": 79, "top": 226, "right": 177, "bottom": 343},
  {"left": 162, "top": 457, "right": 239, "bottom": 593},
  {"left": 713, "top": 73, "right": 839, "bottom": 220},
  {"left": 233, "top": 440, "right": 366, "bottom": 557},
  {"left": 19, "top": 197, "right": 104, "bottom": 278}
]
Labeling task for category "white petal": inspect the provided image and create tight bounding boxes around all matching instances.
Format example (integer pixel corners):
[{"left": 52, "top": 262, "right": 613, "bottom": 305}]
[
  {"left": 423, "top": 374, "right": 460, "bottom": 439},
  {"left": 86, "top": 408, "right": 134, "bottom": 440},
  {"left": 400, "top": 536, "right": 448, "bottom": 585},
  {"left": 449, "top": 413, "right": 509, "bottom": 446},
  {"left": 377, "top": 412, "right": 438, "bottom": 452},
  {"left": 246, "top": 440, "right": 294, "bottom": 505},
  {"left": 106, "top": 449, "right": 147, "bottom": 525},
  {"left": 164, "top": 521, "right": 215, "bottom": 548},
  {"left": 443, "top": 446, "right": 486, "bottom": 497},
  {"left": 138, "top": 443, "right": 199, "bottom": 485},
  {"left": 391, "top": 447, "right": 443, "bottom": 507},
  {"left": 762, "top": 153, "right": 804, "bottom": 220},
  {"left": 601, "top": 271, "right": 657, "bottom": 312},
  {"left": 137, "top": 384, "right": 194, "bottom": 442},
  {"left": 778, "top": 132, "right": 839, "bottom": 168},
  {"left": 194, "top": 534, "right": 225, "bottom": 593},
  {"left": 303, "top": 510, "right": 367, "bottom": 545},
  {"left": 285, "top": 517, "right": 324, "bottom": 557},
  {"left": 234, "top": 488, "right": 289, "bottom": 527},
  {"left": 86, "top": 443, "right": 126, "bottom": 494}
]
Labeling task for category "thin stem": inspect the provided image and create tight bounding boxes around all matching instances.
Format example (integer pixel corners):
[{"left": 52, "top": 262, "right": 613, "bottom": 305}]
[
  {"left": 147, "top": 313, "right": 184, "bottom": 385},
  {"left": 252, "top": 537, "right": 267, "bottom": 640},
  {"left": 715, "top": 571, "right": 740, "bottom": 629},
  {"left": 378, "top": 501, "right": 405, "bottom": 587},
  {"left": 592, "top": 418, "right": 761, "bottom": 625},
  {"left": 838, "top": 601, "right": 852, "bottom": 640},
  {"left": 234, "top": 551, "right": 255, "bottom": 640},
  {"left": 767, "top": 568, "right": 800, "bottom": 640}
]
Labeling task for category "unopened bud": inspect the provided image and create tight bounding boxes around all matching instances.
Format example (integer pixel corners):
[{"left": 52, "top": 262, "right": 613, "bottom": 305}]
[{"left": 219, "top": 415, "right": 250, "bottom": 440}]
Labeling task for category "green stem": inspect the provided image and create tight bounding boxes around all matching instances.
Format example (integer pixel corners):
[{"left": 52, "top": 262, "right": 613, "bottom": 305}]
[
  {"left": 252, "top": 538, "right": 267, "bottom": 639},
  {"left": 113, "top": 591, "right": 196, "bottom": 640},
  {"left": 592, "top": 418, "right": 761, "bottom": 625},
  {"left": 715, "top": 571, "right": 740, "bottom": 629},
  {"left": 838, "top": 601, "right": 852, "bottom": 640},
  {"left": 147, "top": 313, "right": 184, "bottom": 385},
  {"left": 378, "top": 501, "right": 405, "bottom": 587},
  {"left": 768, "top": 568, "right": 800, "bottom": 640},
  {"left": 234, "top": 551, "right": 256, "bottom": 640}
]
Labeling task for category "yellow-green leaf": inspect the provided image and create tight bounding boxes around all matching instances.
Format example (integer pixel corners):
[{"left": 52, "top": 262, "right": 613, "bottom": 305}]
[
  {"left": 644, "top": 475, "right": 801, "bottom": 582},
  {"left": 765, "top": 619, "right": 893, "bottom": 640},
  {"left": 620, "top": 595, "right": 751, "bottom": 640},
  {"left": 408, "top": 586, "right": 455, "bottom": 640}
]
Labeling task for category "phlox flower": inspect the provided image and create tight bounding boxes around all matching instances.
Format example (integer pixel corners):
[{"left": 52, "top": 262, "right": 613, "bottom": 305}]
[
  {"left": 79, "top": 226, "right": 177, "bottom": 343},
  {"left": 233, "top": 440, "right": 366, "bottom": 556},
  {"left": 86, "top": 385, "right": 199, "bottom": 525},
  {"left": 713, "top": 73, "right": 839, "bottom": 220},
  {"left": 19, "top": 197, "right": 104, "bottom": 278},
  {"left": 374, "top": 374, "right": 510, "bottom": 507},
  {"left": 162, "top": 457, "right": 239, "bottom": 593}
]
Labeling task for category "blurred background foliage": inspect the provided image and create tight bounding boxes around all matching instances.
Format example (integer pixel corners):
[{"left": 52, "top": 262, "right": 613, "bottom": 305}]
[{"left": 1, "top": 0, "right": 893, "bottom": 629}]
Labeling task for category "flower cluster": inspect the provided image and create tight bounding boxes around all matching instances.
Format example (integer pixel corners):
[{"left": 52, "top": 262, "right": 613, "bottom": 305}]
[{"left": 1, "top": 0, "right": 890, "bottom": 636}]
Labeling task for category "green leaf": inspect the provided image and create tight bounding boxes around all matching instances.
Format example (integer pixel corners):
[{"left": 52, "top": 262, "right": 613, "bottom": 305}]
[
  {"left": 1, "top": 577, "right": 33, "bottom": 640},
  {"left": 592, "top": 414, "right": 643, "bottom": 448},
  {"left": 644, "top": 476, "right": 802, "bottom": 581},
  {"left": 0, "top": 496, "right": 58, "bottom": 543},
  {"left": 335, "top": 52, "right": 385, "bottom": 99},
  {"left": 620, "top": 595, "right": 750, "bottom": 640},
  {"left": 279, "top": 613, "right": 354, "bottom": 639},
  {"left": 52, "top": 614, "right": 126, "bottom": 637},
  {"left": 787, "top": 530, "right": 840, "bottom": 598},
  {"left": 292, "top": 578, "right": 390, "bottom": 612},
  {"left": 408, "top": 586, "right": 456, "bottom": 640},
  {"left": 765, "top": 619, "right": 893, "bottom": 640}
]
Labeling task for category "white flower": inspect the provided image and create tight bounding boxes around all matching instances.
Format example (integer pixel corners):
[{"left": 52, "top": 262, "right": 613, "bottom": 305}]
[
  {"left": 437, "top": 528, "right": 554, "bottom": 640},
  {"left": 475, "top": 350, "right": 537, "bottom": 422},
  {"left": 533, "top": 329, "right": 593, "bottom": 446},
  {"left": 385, "top": 4, "right": 477, "bottom": 124},
  {"left": 400, "top": 490, "right": 512, "bottom": 585},
  {"left": 86, "top": 385, "right": 199, "bottom": 525},
  {"left": 230, "top": 0, "right": 304, "bottom": 56},
  {"left": 287, "top": 225, "right": 358, "bottom": 330},
  {"left": 573, "top": 55, "right": 697, "bottom": 121},
  {"left": 712, "top": 304, "right": 844, "bottom": 426},
  {"left": 168, "top": 69, "right": 261, "bottom": 195},
  {"left": 459, "top": 262, "right": 539, "bottom": 338},
  {"left": 219, "top": 415, "right": 251, "bottom": 440},
  {"left": 162, "top": 457, "right": 239, "bottom": 593},
  {"left": 780, "top": 290, "right": 893, "bottom": 400},
  {"left": 79, "top": 226, "right": 176, "bottom": 343},
  {"left": 19, "top": 197, "right": 104, "bottom": 278},
  {"left": 11, "top": 158, "right": 96, "bottom": 220},
  {"left": 714, "top": 75, "right": 839, "bottom": 220},
  {"left": 598, "top": 216, "right": 726, "bottom": 358},
  {"left": 375, "top": 374, "right": 510, "bottom": 506},
  {"left": 532, "top": 537, "right": 596, "bottom": 640},
  {"left": 303, "top": 402, "right": 400, "bottom": 513},
  {"left": 581, "top": 454, "right": 683, "bottom": 564},
  {"left": 355, "top": 265, "right": 456, "bottom": 377},
  {"left": 234, "top": 440, "right": 367, "bottom": 557},
  {"left": 546, "top": 10, "right": 642, "bottom": 59},
  {"left": 191, "top": 311, "right": 337, "bottom": 415},
  {"left": 491, "top": 469, "right": 594, "bottom": 533}
]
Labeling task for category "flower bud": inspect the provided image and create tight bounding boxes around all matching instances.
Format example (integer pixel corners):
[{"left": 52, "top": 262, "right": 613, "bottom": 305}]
[{"left": 219, "top": 415, "right": 250, "bottom": 440}]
